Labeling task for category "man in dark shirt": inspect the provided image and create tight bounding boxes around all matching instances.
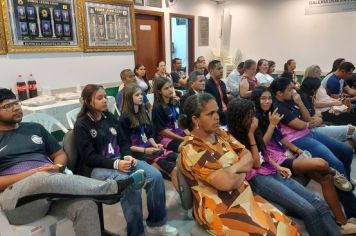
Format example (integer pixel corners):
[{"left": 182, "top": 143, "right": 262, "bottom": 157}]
[
  {"left": 204, "top": 60, "right": 228, "bottom": 125},
  {"left": 170, "top": 58, "right": 188, "bottom": 90},
  {"left": 0, "top": 88, "right": 144, "bottom": 235}
]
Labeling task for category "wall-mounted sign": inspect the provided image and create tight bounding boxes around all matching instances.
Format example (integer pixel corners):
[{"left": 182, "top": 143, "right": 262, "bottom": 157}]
[
  {"left": 139, "top": 25, "right": 151, "bottom": 31},
  {"left": 305, "top": 0, "right": 356, "bottom": 15}
]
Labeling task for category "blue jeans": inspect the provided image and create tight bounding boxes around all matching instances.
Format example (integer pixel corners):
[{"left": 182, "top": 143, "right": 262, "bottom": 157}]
[
  {"left": 91, "top": 160, "right": 167, "bottom": 236},
  {"left": 292, "top": 130, "right": 356, "bottom": 218},
  {"left": 313, "top": 125, "right": 356, "bottom": 143},
  {"left": 249, "top": 173, "right": 340, "bottom": 236}
]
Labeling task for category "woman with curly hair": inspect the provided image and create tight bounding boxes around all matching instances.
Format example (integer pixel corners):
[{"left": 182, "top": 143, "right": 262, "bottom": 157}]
[{"left": 227, "top": 97, "right": 341, "bottom": 236}]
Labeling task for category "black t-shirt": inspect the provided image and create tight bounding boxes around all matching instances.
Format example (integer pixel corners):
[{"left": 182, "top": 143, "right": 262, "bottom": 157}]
[
  {"left": 273, "top": 99, "right": 303, "bottom": 125},
  {"left": 0, "top": 123, "right": 61, "bottom": 173},
  {"left": 74, "top": 111, "right": 130, "bottom": 176},
  {"left": 119, "top": 112, "right": 154, "bottom": 148},
  {"left": 300, "top": 93, "right": 315, "bottom": 116},
  {"left": 151, "top": 102, "right": 180, "bottom": 133}
]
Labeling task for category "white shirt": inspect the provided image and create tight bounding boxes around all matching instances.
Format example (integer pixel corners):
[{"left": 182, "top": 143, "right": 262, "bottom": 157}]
[
  {"left": 256, "top": 72, "right": 274, "bottom": 84},
  {"left": 227, "top": 69, "right": 241, "bottom": 94}
]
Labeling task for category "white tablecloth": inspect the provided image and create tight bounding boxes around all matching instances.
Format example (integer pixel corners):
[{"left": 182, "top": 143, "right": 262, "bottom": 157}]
[{"left": 22, "top": 96, "right": 116, "bottom": 129}]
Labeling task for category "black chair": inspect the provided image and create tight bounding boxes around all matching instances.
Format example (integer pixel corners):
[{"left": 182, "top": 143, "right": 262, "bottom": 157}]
[
  {"left": 63, "top": 130, "right": 120, "bottom": 236},
  {"left": 176, "top": 157, "right": 211, "bottom": 236}
]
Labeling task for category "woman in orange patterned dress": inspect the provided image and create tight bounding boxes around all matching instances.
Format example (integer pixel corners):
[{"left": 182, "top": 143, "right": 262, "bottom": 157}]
[{"left": 178, "top": 93, "right": 299, "bottom": 236}]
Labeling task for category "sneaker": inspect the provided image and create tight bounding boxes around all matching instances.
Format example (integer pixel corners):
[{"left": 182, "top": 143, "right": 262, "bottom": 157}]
[
  {"left": 340, "top": 221, "right": 356, "bottom": 234},
  {"left": 332, "top": 168, "right": 353, "bottom": 192},
  {"left": 130, "top": 169, "right": 146, "bottom": 190},
  {"left": 146, "top": 224, "right": 178, "bottom": 236}
]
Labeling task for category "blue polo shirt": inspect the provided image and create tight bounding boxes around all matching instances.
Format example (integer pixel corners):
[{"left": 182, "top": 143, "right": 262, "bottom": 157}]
[{"left": 326, "top": 74, "right": 345, "bottom": 95}]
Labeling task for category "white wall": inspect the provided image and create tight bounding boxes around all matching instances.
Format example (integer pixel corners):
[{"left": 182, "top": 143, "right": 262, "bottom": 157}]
[
  {"left": 0, "top": 0, "right": 218, "bottom": 91},
  {"left": 217, "top": 0, "right": 356, "bottom": 73}
]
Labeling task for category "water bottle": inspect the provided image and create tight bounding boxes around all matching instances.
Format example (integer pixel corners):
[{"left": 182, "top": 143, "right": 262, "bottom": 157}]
[
  {"left": 27, "top": 74, "right": 38, "bottom": 98},
  {"left": 16, "top": 75, "right": 28, "bottom": 101}
]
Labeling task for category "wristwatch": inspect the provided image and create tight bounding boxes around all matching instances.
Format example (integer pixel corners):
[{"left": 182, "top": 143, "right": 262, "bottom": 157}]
[{"left": 55, "top": 164, "right": 66, "bottom": 173}]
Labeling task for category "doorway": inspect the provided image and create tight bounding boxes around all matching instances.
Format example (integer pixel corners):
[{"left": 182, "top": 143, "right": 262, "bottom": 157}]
[
  {"left": 134, "top": 10, "right": 165, "bottom": 80},
  {"left": 170, "top": 14, "right": 194, "bottom": 74}
]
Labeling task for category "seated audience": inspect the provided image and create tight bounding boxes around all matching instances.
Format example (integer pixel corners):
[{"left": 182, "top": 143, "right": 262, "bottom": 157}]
[
  {"left": 134, "top": 64, "right": 151, "bottom": 94},
  {"left": 226, "top": 61, "right": 244, "bottom": 96},
  {"left": 270, "top": 77, "right": 356, "bottom": 218},
  {"left": 151, "top": 77, "right": 185, "bottom": 153},
  {"left": 120, "top": 83, "right": 178, "bottom": 189},
  {"left": 252, "top": 87, "right": 356, "bottom": 233},
  {"left": 256, "top": 59, "right": 274, "bottom": 86},
  {"left": 227, "top": 97, "right": 344, "bottom": 235},
  {"left": 74, "top": 84, "right": 178, "bottom": 236},
  {"left": 116, "top": 69, "right": 152, "bottom": 112},
  {"left": 300, "top": 77, "right": 356, "bottom": 147},
  {"left": 204, "top": 60, "right": 228, "bottom": 125},
  {"left": 303, "top": 65, "right": 356, "bottom": 126},
  {"left": 171, "top": 58, "right": 188, "bottom": 90},
  {"left": 239, "top": 59, "right": 259, "bottom": 99},
  {"left": 179, "top": 70, "right": 206, "bottom": 112},
  {"left": 321, "top": 61, "right": 356, "bottom": 104},
  {"left": 178, "top": 93, "right": 299, "bottom": 235},
  {"left": 0, "top": 88, "right": 145, "bottom": 236}
]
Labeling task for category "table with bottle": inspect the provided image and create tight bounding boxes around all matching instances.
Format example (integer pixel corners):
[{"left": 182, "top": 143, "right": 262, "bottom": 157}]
[{"left": 21, "top": 96, "right": 116, "bottom": 129}]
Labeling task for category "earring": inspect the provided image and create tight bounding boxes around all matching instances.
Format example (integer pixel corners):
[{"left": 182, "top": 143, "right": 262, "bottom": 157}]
[{"left": 196, "top": 123, "right": 199, "bottom": 129}]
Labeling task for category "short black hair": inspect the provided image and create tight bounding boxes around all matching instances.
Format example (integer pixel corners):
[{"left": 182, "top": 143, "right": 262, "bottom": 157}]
[
  {"left": 172, "top": 58, "right": 181, "bottom": 64},
  {"left": 0, "top": 88, "right": 16, "bottom": 104},
  {"left": 269, "top": 77, "right": 292, "bottom": 96},
  {"left": 237, "top": 62, "right": 245, "bottom": 69},
  {"left": 208, "top": 60, "right": 221, "bottom": 71},
  {"left": 338, "top": 62, "right": 355, "bottom": 72}
]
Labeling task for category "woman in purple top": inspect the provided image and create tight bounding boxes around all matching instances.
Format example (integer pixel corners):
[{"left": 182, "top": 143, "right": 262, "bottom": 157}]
[
  {"left": 151, "top": 77, "right": 186, "bottom": 153},
  {"left": 251, "top": 86, "right": 356, "bottom": 233},
  {"left": 227, "top": 97, "right": 341, "bottom": 236},
  {"left": 119, "top": 83, "right": 178, "bottom": 190}
]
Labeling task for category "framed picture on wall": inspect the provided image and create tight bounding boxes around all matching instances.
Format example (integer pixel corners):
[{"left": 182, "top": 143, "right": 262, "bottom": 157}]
[
  {"left": 0, "top": 7, "right": 7, "bottom": 54},
  {"left": 1, "top": 0, "right": 83, "bottom": 53},
  {"left": 82, "top": 0, "right": 136, "bottom": 52}
]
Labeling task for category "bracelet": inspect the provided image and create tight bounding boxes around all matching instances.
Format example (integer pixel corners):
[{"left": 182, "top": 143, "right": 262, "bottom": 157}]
[
  {"left": 143, "top": 148, "right": 146, "bottom": 154},
  {"left": 250, "top": 143, "right": 257, "bottom": 146},
  {"left": 306, "top": 122, "right": 309, "bottom": 128}
]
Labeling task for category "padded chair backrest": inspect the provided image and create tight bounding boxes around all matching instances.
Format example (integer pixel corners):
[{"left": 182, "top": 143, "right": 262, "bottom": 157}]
[
  {"left": 66, "top": 107, "right": 81, "bottom": 129},
  {"left": 62, "top": 130, "right": 77, "bottom": 172},
  {"left": 22, "top": 113, "right": 68, "bottom": 134},
  {"left": 176, "top": 157, "right": 193, "bottom": 210}
]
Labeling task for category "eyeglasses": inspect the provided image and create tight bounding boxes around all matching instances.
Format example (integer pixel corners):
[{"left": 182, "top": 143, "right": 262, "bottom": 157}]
[{"left": 0, "top": 100, "right": 21, "bottom": 111}]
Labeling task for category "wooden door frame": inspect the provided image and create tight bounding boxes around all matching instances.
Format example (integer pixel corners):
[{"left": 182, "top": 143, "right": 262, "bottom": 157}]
[
  {"left": 134, "top": 9, "right": 166, "bottom": 64},
  {"left": 169, "top": 13, "right": 195, "bottom": 73}
]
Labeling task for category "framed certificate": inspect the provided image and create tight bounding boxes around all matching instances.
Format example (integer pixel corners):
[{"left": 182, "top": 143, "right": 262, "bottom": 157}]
[
  {"left": 1, "top": 0, "right": 83, "bottom": 53},
  {"left": 82, "top": 0, "right": 136, "bottom": 52},
  {"left": 0, "top": 7, "right": 7, "bottom": 54}
]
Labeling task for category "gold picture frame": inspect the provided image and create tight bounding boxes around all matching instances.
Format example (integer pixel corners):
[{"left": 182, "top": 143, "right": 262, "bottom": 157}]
[
  {"left": 82, "top": 0, "right": 136, "bottom": 52},
  {"left": 0, "top": 6, "right": 7, "bottom": 54},
  {"left": 1, "top": 0, "right": 83, "bottom": 53}
]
